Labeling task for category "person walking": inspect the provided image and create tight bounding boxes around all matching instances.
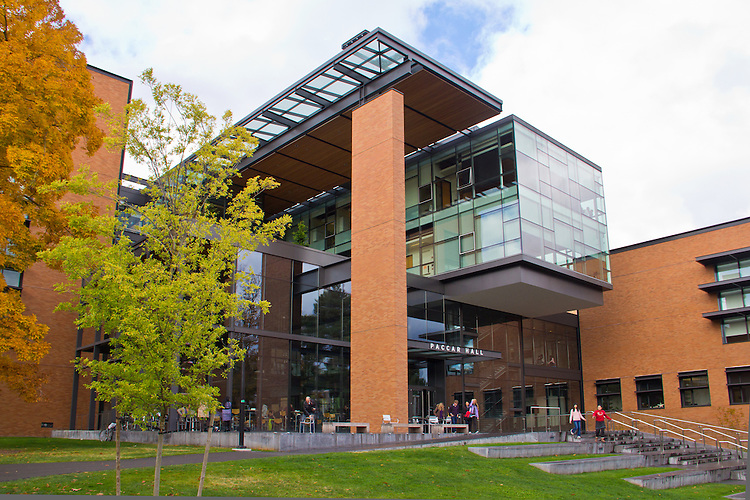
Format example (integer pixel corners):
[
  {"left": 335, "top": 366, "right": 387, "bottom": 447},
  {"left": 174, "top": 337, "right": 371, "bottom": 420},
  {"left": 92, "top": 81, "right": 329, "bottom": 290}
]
[
  {"left": 468, "top": 398, "right": 480, "bottom": 433},
  {"left": 591, "top": 405, "right": 612, "bottom": 442},
  {"left": 569, "top": 404, "right": 583, "bottom": 438}
]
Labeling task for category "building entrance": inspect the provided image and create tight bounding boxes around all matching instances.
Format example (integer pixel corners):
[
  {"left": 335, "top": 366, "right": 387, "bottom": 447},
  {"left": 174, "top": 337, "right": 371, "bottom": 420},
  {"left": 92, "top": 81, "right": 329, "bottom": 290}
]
[
  {"left": 408, "top": 357, "right": 445, "bottom": 421},
  {"left": 409, "top": 388, "right": 434, "bottom": 421}
]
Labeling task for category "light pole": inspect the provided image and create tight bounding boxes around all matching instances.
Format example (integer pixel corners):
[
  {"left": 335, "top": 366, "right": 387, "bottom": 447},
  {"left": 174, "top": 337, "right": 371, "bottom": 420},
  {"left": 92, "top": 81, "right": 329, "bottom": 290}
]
[{"left": 237, "top": 335, "right": 247, "bottom": 449}]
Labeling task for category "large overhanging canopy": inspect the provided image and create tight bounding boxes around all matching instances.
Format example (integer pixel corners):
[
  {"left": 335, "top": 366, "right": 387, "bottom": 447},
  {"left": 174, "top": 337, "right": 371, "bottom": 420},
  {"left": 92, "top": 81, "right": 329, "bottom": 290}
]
[{"left": 233, "top": 28, "right": 503, "bottom": 217}]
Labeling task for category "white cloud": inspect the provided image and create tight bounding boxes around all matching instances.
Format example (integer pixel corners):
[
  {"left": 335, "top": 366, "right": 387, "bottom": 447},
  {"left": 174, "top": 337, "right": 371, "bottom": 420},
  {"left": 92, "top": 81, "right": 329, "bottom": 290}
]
[
  {"left": 59, "top": 0, "right": 750, "bottom": 248},
  {"left": 477, "top": 0, "right": 750, "bottom": 247}
]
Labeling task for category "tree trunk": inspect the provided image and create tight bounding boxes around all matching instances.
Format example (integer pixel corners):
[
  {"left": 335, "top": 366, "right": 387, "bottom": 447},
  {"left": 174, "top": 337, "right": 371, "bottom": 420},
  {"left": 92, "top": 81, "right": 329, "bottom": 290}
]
[
  {"left": 153, "top": 412, "right": 166, "bottom": 496},
  {"left": 197, "top": 410, "right": 214, "bottom": 496},
  {"left": 115, "top": 414, "right": 121, "bottom": 496}
]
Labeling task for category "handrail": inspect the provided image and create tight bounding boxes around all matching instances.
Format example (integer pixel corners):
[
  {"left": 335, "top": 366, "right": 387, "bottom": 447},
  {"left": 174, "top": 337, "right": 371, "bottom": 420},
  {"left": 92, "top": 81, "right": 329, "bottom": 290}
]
[
  {"left": 622, "top": 411, "right": 748, "bottom": 458},
  {"left": 629, "top": 411, "right": 748, "bottom": 436},
  {"left": 609, "top": 411, "right": 747, "bottom": 461},
  {"left": 654, "top": 418, "right": 697, "bottom": 445},
  {"left": 719, "top": 440, "right": 747, "bottom": 451},
  {"left": 609, "top": 417, "right": 638, "bottom": 432},
  {"left": 702, "top": 426, "right": 743, "bottom": 442}
]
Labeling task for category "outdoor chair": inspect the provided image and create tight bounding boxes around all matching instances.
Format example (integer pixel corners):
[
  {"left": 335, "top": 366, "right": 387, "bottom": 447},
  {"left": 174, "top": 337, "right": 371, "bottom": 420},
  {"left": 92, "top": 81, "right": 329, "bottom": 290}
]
[{"left": 300, "top": 415, "right": 315, "bottom": 433}]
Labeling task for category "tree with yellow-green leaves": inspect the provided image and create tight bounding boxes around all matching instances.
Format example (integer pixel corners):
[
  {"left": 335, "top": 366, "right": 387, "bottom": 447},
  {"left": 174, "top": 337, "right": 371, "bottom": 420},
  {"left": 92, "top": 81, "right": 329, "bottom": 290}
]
[
  {"left": 0, "top": 0, "right": 102, "bottom": 402},
  {"left": 42, "top": 69, "right": 290, "bottom": 496}
]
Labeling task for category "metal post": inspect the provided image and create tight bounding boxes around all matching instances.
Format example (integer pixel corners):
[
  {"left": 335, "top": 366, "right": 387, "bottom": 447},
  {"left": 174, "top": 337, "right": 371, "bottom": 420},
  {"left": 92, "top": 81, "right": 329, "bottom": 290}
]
[{"left": 238, "top": 339, "right": 247, "bottom": 449}]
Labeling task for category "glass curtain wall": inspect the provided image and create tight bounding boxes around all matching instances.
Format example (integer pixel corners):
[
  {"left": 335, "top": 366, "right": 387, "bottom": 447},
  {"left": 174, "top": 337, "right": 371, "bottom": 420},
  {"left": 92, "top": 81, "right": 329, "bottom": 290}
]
[
  {"left": 228, "top": 250, "right": 352, "bottom": 431},
  {"left": 408, "top": 290, "right": 583, "bottom": 433},
  {"left": 404, "top": 117, "right": 610, "bottom": 282},
  {"left": 278, "top": 117, "right": 609, "bottom": 283},
  {"left": 405, "top": 121, "right": 520, "bottom": 276},
  {"left": 514, "top": 122, "right": 610, "bottom": 282},
  {"left": 229, "top": 335, "right": 350, "bottom": 432}
]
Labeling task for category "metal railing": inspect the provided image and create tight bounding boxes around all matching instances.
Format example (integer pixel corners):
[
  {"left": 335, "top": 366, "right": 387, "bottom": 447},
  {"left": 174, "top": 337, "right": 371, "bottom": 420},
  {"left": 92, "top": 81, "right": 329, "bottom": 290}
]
[
  {"left": 528, "top": 406, "right": 562, "bottom": 433},
  {"left": 612, "top": 411, "right": 747, "bottom": 460}
]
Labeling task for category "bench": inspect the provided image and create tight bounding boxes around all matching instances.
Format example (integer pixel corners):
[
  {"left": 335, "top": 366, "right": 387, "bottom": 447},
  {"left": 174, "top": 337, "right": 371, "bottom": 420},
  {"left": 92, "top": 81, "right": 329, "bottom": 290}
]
[
  {"left": 385, "top": 423, "right": 423, "bottom": 434},
  {"left": 322, "top": 422, "right": 370, "bottom": 434},
  {"left": 434, "top": 424, "right": 469, "bottom": 434}
]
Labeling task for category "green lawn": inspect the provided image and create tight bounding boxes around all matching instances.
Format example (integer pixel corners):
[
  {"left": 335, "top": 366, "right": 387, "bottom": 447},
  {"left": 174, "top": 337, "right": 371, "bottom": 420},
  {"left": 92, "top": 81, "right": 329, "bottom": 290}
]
[
  {"left": 0, "top": 443, "right": 743, "bottom": 498},
  {"left": 0, "top": 437, "right": 232, "bottom": 464}
]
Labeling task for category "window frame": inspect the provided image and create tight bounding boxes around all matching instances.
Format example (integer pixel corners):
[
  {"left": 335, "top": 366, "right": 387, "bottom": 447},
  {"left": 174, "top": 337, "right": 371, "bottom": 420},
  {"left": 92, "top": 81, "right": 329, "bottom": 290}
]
[
  {"left": 678, "top": 370, "right": 711, "bottom": 408},
  {"left": 635, "top": 374, "right": 665, "bottom": 410},
  {"left": 727, "top": 366, "right": 750, "bottom": 405},
  {"left": 1, "top": 269, "right": 23, "bottom": 290},
  {"left": 595, "top": 378, "right": 622, "bottom": 412}
]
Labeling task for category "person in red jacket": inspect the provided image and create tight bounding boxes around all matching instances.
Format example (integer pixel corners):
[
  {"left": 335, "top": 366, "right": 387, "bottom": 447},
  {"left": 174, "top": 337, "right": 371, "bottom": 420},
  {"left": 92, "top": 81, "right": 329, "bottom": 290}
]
[{"left": 591, "top": 405, "right": 612, "bottom": 442}]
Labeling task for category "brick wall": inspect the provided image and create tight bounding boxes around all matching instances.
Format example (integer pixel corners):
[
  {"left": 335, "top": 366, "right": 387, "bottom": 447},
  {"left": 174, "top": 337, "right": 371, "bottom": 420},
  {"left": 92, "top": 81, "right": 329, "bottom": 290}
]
[
  {"left": 1, "top": 68, "right": 131, "bottom": 436},
  {"left": 579, "top": 220, "right": 750, "bottom": 427}
]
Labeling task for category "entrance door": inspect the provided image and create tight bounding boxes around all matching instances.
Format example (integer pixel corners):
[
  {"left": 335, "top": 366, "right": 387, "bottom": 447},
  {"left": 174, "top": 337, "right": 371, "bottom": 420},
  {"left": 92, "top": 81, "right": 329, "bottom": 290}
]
[{"left": 409, "top": 388, "right": 434, "bottom": 421}]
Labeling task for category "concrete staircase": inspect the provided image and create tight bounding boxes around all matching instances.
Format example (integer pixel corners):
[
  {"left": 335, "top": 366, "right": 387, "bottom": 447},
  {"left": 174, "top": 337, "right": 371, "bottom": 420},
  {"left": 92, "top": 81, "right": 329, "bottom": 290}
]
[
  {"left": 563, "top": 430, "right": 747, "bottom": 489},
  {"left": 495, "top": 430, "right": 743, "bottom": 489}
]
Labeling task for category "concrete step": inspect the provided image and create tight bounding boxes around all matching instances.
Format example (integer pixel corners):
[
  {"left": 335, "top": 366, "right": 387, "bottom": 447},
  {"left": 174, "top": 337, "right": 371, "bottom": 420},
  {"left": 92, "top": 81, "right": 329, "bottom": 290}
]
[
  {"left": 470, "top": 441, "right": 615, "bottom": 458},
  {"left": 531, "top": 454, "right": 646, "bottom": 474},
  {"left": 671, "top": 451, "right": 736, "bottom": 466},
  {"left": 730, "top": 468, "right": 745, "bottom": 481},
  {"left": 624, "top": 460, "right": 745, "bottom": 490}
]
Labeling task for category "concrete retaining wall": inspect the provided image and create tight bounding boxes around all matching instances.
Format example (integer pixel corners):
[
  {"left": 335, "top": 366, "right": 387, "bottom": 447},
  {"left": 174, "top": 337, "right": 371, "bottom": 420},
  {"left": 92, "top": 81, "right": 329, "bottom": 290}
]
[
  {"left": 469, "top": 442, "right": 614, "bottom": 458},
  {"left": 624, "top": 469, "right": 732, "bottom": 489},
  {"left": 52, "top": 430, "right": 557, "bottom": 452},
  {"left": 531, "top": 455, "right": 646, "bottom": 474}
]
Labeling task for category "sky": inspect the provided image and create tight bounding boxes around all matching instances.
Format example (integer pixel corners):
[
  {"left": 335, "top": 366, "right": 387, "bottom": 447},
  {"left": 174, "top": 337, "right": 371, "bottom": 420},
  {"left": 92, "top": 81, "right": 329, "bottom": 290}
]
[{"left": 58, "top": 0, "right": 750, "bottom": 249}]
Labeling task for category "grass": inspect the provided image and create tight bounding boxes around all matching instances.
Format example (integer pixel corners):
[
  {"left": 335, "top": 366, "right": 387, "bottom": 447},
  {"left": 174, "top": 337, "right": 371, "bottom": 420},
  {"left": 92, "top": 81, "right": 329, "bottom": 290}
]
[
  {"left": 0, "top": 443, "right": 744, "bottom": 498},
  {"left": 0, "top": 437, "right": 232, "bottom": 464}
]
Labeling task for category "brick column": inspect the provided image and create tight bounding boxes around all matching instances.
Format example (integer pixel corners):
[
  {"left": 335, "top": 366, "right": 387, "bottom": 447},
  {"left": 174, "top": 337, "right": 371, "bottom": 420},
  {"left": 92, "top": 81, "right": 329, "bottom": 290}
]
[{"left": 350, "top": 90, "right": 407, "bottom": 432}]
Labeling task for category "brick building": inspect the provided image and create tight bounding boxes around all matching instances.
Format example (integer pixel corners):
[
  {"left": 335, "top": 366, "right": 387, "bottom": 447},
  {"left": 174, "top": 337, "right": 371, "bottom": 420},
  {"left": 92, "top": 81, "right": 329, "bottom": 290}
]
[
  {"left": 6, "top": 29, "right": 614, "bottom": 436},
  {"left": 1, "top": 66, "right": 131, "bottom": 436},
  {"left": 579, "top": 217, "right": 750, "bottom": 427},
  {"left": 110, "top": 29, "right": 612, "bottom": 434}
]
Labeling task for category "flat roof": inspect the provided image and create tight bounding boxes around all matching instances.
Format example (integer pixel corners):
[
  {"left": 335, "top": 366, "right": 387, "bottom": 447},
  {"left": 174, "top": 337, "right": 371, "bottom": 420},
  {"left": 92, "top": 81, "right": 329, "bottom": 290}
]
[
  {"left": 232, "top": 28, "right": 504, "bottom": 217},
  {"left": 613, "top": 216, "right": 750, "bottom": 254}
]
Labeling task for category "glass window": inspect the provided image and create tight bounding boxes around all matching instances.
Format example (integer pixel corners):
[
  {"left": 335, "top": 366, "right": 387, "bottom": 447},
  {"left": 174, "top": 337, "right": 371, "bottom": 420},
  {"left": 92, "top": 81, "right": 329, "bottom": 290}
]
[
  {"left": 679, "top": 371, "right": 710, "bottom": 407},
  {"left": 483, "top": 389, "right": 503, "bottom": 418},
  {"left": 719, "top": 289, "right": 745, "bottom": 310},
  {"left": 435, "top": 239, "right": 459, "bottom": 274},
  {"left": 419, "top": 184, "right": 432, "bottom": 203},
  {"left": 635, "top": 375, "right": 664, "bottom": 410},
  {"left": 717, "top": 262, "right": 741, "bottom": 281},
  {"left": 595, "top": 379, "right": 622, "bottom": 411},
  {"left": 457, "top": 167, "right": 472, "bottom": 188},
  {"left": 722, "top": 317, "right": 750, "bottom": 343},
  {"left": 295, "top": 290, "right": 319, "bottom": 337},
  {"left": 475, "top": 209, "right": 503, "bottom": 249},
  {"left": 316, "top": 283, "right": 351, "bottom": 341},
  {"left": 434, "top": 216, "right": 458, "bottom": 242},
  {"left": 741, "top": 259, "right": 750, "bottom": 278},
  {"left": 460, "top": 233, "right": 475, "bottom": 253},
  {"left": 1, "top": 269, "right": 22, "bottom": 289},
  {"left": 473, "top": 146, "right": 501, "bottom": 195},
  {"left": 405, "top": 177, "right": 419, "bottom": 210},
  {"left": 727, "top": 367, "right": 750, "bottom": 404},
  {"left": 512, "top": 385, "right": 533, "bottom": 415}
]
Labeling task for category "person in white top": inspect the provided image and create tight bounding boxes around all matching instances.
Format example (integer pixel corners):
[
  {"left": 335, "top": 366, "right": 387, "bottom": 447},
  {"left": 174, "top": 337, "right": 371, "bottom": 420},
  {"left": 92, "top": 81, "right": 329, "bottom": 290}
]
[{"left": 569, "top": 404, "right": 583, "bottom": 438}]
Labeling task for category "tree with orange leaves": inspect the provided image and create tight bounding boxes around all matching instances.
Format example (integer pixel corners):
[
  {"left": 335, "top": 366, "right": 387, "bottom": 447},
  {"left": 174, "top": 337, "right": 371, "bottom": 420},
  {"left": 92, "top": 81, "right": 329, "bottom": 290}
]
[{"left": 0, "top": 0, "right": 102, "bottom": 401}]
